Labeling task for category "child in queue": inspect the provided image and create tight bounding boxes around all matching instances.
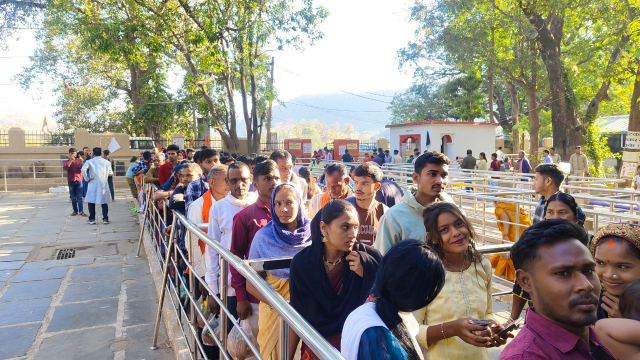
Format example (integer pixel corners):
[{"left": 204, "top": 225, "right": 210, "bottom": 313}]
[
  {"left": 413, "top": 202, "right": 511, "bottom": 359},
  {"left": 595, "top": 278, "right": 640, "bottom": 359},
  {"left": 590, "top": 223, "right": 640, "bottom": 319}
]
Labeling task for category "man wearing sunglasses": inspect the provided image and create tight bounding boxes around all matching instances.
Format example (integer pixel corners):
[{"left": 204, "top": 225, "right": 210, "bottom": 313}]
[{"left": 205, "top": 161, "right": 257, "bottom": 325}]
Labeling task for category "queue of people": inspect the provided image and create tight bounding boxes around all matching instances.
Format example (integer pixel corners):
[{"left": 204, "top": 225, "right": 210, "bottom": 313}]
[{"left": 119, "top": 143, "right": 640, "bottom": 360}]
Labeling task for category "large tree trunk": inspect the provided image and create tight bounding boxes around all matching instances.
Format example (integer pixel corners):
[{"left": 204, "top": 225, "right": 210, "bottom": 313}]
[
  {"left": 507, "top": 80, "right": 520, "bottom": 152},
  {"left": 519, "top": 6, "right": 581, "bottom": 158},
  {"left": 630, "top": 62, "right": 640, "bottom": 132},
  {"left": 528, "top": 87, "right": 541, "bottom": 158},
  {"left": 488, "top": 70, "right": 495, "bottom": 123}
]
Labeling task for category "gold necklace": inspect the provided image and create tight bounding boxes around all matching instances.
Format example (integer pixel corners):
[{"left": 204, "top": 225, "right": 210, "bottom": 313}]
[
  {"left": 323, "top": 255, "right": 342, "bottom": 266},
  {"left": 443, "top": 257, "right": 465, "bottom": 272}
]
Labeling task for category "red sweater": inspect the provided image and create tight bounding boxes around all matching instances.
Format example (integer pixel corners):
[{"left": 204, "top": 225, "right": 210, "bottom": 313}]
[
  {"left": 229, "top": 199, "right": 271, "bottom": 303},
  {"left": 158, "top": 162, "right": 175, "bottom": 185}
]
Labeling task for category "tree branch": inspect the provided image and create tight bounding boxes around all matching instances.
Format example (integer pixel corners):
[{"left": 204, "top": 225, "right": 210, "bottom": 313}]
[{"left": 0, "top": 0, "right": 45, "bottom": 9}]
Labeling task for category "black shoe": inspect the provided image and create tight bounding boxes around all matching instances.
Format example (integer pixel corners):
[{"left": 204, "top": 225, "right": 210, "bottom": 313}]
[
  {"left": 103, "top": 219, "right": 110, "bottom": 225},
  {"left": 71, "top": 212, "right": 78, "bottom": 216},
  {"left": 87, "top": 219, "right": 96, "bottom": 225}
]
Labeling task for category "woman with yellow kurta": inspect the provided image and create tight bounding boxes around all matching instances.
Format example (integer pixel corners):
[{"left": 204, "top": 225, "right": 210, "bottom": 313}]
[
  {"left": 414, "top": 202, "right": 513, "bottom": 359},
  {"left": 248, "top": 183, "right": 312, "bottom": 360}
]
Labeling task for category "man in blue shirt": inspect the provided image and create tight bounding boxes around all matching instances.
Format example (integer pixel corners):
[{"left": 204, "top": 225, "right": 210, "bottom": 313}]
[
  {"left": 543, "top": 149, "right": 552, "bottom": 163},
  {"left": 184, "top": 148, "right": 220, "bottom": 210},
  {"left": 133, "top": 151, "right": 152, "bottom": 176}
]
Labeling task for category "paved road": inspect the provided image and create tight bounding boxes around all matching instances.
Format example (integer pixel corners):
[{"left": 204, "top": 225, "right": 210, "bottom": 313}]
[{"left": 0, "top": 189, "right": 174, "bottom": 360}]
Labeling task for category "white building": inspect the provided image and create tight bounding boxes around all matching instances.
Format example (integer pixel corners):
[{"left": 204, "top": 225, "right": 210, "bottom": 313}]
[{"left": 386, "top": 121, "right": 499, "bottom": 161}]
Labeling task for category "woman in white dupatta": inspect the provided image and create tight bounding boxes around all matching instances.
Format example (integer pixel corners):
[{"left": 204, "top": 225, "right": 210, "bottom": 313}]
[{"left": 341, "top": 240, "right": 445, "bottom": 360}]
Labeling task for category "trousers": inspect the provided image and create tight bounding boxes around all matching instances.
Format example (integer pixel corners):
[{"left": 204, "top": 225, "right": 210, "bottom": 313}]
[
  {"left": 88, "top": 203, "right": 109, "bottom": 221},
  {"left": 68, "top": 181, "right": 83, "bottom": 212}
]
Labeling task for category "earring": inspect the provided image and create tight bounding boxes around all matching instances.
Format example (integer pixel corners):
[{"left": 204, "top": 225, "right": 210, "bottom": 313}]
[{"left": 321, "top": 232, "right": 328, "bottom": 242}]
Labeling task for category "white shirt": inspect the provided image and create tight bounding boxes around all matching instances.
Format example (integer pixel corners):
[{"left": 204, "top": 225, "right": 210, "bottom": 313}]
[
  {"left": 308, "top": 192, "right": 324, "bottom": 219},
  {"left": 391, "top": 154, "right": 404, "bottom": 164},
  {"left": 496, "top": 150, "right": 505, "bottom": 161},
  {"left": 205, "top": 192, "right": 257, "bottom": 296},
  {"left": 187, "top": 193, "right": 215, "bottom": 277}
]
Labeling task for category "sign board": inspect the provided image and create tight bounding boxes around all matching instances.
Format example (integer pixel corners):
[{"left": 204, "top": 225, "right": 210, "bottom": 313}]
[
  {"left": 622, "top": 151, "right": 640, "bottom": 163},
  {"left": 347, "top": 143, "right": 358, "bottom": 150},
  {"left": 625, "top": 132, "right": 640, "bottom": 149},
  {"left": 620, "top": 161, "right": 638, "bottom": 179},
  {"left": 289, "top": 142, "right": 301, "bottom": 150},
  {"left": 503, "top": 135, "right": 511, "bottom": 140},
  {"left": 107, "top": 138, "right": 121, "bottom": 153},
  {"left": 173, "top": 138, "right": 185, "bottom": 148},
  {"left": 339, "top": 145, "right": 346, "bottom": 155},
  {"left": 303, "top": 142, "right": 312, "bottom": 154}
]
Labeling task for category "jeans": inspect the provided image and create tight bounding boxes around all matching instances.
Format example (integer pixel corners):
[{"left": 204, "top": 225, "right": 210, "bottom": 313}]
[
  {"left": 88, "top": 203, "right": 109, "bottom": 221},
  {"left": 68, "top": 181, "right": 83, "bottom": 213}
]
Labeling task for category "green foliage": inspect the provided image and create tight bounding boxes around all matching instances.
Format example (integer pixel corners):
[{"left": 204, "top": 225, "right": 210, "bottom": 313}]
[
  {"left": 389, "top": 73, "right": 485, "bottom": 123},
  {"left": 583, "top": 121, "right": 617, "bottom": 178},
  {"left": 13, "top": 0, "right": 327, "bottom": 149}
]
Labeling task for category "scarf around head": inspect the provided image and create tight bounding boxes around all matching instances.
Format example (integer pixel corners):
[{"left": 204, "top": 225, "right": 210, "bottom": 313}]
[
  {"left": 269, "top": 183, "right": 311, "bottom": 247},
  {"left": 289, "top": 209, "right": 382, "bottom": 338},
  {"left": 250, "top": 183, "right": 312, "bottom": 278},
  {"left": 591, "top": 223, "right": 640, "bottom": 256}
]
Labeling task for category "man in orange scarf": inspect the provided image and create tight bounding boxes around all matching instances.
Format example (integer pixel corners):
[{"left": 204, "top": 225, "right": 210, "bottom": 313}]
[
  {"left": 308, "top": 163, "right": 352, "bottom": 218},
  {"left": 186, "top": 164, "right": 229, "bottom": 277}
]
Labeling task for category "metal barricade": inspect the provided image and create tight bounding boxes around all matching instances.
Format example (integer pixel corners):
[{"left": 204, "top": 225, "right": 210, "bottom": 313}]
[{"left": 137, "top": 184, "right": 343, "bottom": 360}]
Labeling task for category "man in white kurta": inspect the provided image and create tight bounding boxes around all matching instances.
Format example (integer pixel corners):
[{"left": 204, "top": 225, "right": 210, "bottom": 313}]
[
  {"left": 81, "top": 147, "right": 113, "bottom": 224},
  {"left": 205, "top": 163, "right": 256, "bottom": 318},
  {"left": 187, "top": 165, "right": 228, "bottom": 278}
]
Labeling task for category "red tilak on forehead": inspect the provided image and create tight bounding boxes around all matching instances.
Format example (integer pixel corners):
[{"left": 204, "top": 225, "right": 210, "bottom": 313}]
[
  {"left": 609, "top": 239, "right": 614, "bottom": 248},
  {"left": 607, "top": 260, "right": 610, "bottom": 263}
]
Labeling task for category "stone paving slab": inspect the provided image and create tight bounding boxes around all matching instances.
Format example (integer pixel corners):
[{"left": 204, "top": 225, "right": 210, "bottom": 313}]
[
  {"left": 61, "top": 280, "right": 121, "bottom": 303},
  {"left": 0, "top": 278, "right": 63, "bottom": 303},
  {"left": 0, "top": 261, "right": 24, "bottom": 270},
  {"left": 0, "top": 323, "right": 41, "bottom": 358},
  {"left": 47, "top": 297, "right": 119, "bottom": 332},
  {"left": 0, "top": 252, "right": 29, "bottom": 262},
  {"left": 125, "top": 278, "right": 156, "bottom": 301},
  {"left": 34, "top": 326, "right": 116, "bottom": 360},
  {"left": 0, "top": 246, "right": 34, "bottom": 253},
  {"left": 11, "top": 267, "right": 69, "bottom": 282},
  {"left": 22, "top": 257, "right": 94, "bottom": 270},
  {"left": 0, "top": 297, "right": 50, "bottom": 326},
  {"left": 123, "top": 299, "right": 157, "bottom": 327},
  {"left": 70, "top": 264, "right": 122, "bottom": 283},
  {"left": 0, "top": 269, "right": 15, "bottom": 282},
  {"left": 0, "top": 191, "right": 174, "bottom": 360}
]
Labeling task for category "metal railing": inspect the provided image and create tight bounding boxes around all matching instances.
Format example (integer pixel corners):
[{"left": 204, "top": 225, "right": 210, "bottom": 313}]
[
  {"left": 0, "top": 158, "right": 132, "bottom": 192},
  {"left": 24, "top": 130, "right": 74, "bottom": 147},
  {"left": 137, "top": 183, "right": 343, "bottom": 360}
]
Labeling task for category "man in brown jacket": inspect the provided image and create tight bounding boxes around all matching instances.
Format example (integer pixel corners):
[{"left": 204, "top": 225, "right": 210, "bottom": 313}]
[{"left": 144, "top": 153, "right": 164, "bottom": 186}]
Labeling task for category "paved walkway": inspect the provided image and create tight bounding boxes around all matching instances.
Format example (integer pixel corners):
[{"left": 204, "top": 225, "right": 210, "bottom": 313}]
[{"left": 0, "top": 189, "right": 174, "bottom": 360}]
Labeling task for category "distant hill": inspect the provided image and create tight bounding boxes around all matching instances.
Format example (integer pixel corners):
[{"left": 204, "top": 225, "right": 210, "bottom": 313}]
[{"left": 272, "top": 89, "right": 405, "bottom": 134}]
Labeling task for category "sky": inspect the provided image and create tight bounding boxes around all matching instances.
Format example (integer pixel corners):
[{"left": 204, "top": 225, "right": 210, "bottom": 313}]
[{"left": 0, "top": 0, "right": 417, "bottom": 130}]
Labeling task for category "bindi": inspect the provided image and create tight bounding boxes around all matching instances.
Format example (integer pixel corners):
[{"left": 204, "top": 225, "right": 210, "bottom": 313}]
[
  {"left": 609, "top": 239, "right": 614, "bottom": 247},
  {"left": 606, "top": 259, "right": 610, "bottom": 263}
]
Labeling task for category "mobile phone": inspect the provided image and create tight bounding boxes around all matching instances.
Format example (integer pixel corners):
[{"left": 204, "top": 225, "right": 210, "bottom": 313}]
[
  {"left": 470, "top": 319, "right": 492, "bottom": 326},
  {"left": 497, "top": 318, "right": 523, "bottom": 337}
]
